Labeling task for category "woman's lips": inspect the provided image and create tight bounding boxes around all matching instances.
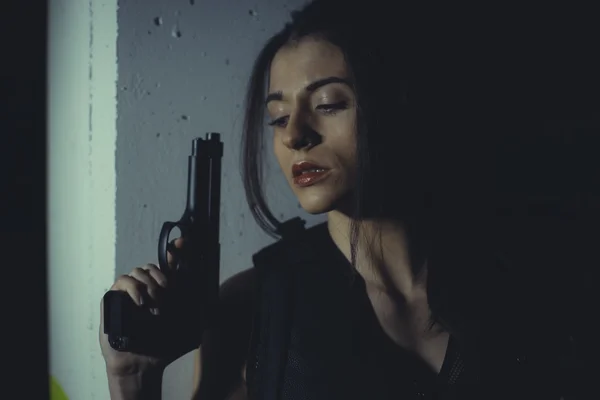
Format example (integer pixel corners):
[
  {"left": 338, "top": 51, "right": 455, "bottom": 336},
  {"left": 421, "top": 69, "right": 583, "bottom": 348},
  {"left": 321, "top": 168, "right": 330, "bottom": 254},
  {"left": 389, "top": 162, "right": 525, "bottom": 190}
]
[
  {"left": 291, "top": 161, "right": 330, "bottom": 187},
  {"left": 292, "top": 169, "right": 331, "bottom": 187}
]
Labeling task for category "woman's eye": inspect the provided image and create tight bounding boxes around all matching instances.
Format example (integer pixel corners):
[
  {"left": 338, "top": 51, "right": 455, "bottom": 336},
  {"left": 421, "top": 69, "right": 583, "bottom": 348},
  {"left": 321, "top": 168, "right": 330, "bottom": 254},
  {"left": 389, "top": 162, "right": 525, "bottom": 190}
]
[
  {"left": 316, "top": 101, "right": 348, "bottom": 115},
  {"left": 268, "top": 115, "right": 289, "bottom": 127}
]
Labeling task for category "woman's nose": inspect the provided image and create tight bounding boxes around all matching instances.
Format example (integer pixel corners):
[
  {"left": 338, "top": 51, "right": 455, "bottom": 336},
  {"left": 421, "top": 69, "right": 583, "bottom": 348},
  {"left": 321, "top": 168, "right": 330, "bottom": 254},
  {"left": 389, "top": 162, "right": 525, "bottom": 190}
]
[{"left": 282, "top": 118, "right": 320, "bottom": 151}]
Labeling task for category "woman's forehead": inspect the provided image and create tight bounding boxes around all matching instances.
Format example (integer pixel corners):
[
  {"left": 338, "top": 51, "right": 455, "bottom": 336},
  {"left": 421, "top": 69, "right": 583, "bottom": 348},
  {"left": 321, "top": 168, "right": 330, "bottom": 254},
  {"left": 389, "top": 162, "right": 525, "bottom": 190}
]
[{"left": 269, "top": 39, "right": 348, "bottom": 93}]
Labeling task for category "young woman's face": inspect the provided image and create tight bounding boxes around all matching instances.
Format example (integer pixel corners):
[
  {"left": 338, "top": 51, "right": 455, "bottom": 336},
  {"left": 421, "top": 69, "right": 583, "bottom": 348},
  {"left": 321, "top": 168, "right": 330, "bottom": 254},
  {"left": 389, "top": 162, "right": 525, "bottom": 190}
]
[{"left": 267, "top": 38, "right": 357, "bottom": 215}]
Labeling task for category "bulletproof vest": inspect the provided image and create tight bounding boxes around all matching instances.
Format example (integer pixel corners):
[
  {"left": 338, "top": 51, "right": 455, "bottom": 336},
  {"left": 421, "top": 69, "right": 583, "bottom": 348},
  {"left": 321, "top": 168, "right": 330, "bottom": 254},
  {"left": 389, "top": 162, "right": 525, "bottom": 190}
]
[
  {"left": 245, "top": 219, "right": 579, "bottom": 400},
  {"left": 245, "top": 219, "right": 356, "bottom": 400}
]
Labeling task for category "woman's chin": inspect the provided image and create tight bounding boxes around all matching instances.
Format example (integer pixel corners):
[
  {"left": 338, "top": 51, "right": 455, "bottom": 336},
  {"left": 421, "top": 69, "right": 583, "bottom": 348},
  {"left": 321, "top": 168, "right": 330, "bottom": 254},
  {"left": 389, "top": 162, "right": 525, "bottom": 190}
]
[
  {"left": 296, "top": 194, "right": 350, "bottom": 215},
  {"left": 296, "top": 197, "right": 336, "bottom": 215},
  {"left": 298, "top": 203, "right": 334, "bottom": 215}
]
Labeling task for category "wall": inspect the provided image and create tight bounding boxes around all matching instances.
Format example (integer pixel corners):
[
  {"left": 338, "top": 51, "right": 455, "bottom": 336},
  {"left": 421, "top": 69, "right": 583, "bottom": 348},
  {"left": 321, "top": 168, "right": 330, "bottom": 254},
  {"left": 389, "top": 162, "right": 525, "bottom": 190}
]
[
  {"left": 115, "top": 0, "right": 322, "bottom": 398},
  {"left": 48, "top": 0, "right": 118, "bottom": 399}
]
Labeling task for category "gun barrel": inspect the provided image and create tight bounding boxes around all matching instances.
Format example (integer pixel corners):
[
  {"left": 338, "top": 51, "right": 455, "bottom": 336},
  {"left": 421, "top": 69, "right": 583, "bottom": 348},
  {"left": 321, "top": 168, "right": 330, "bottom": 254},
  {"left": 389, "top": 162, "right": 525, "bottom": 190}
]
[{"left": 185, "top": 135, "right": 223, "bottom": 225}]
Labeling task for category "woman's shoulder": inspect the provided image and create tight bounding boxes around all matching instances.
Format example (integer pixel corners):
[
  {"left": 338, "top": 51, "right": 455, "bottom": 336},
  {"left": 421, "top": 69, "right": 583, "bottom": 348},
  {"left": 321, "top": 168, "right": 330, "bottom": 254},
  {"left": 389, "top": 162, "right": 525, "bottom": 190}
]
[
  {"left": 251, "top": 221, "right": 329, "bottom": 268},
  {"left": 220, "top": 220, "right": 328, "bottom": 299},
  {"left": 220, "top": 268, "right": 256, "bottom": 303}
]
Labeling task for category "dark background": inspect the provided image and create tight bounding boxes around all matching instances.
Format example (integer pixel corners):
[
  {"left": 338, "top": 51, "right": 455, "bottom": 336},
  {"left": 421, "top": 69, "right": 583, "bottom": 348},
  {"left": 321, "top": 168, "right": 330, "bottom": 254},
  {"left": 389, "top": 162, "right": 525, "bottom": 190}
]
[
  {"left": 2, "top": 1, "right": 48, "bottom": 398},
  {"left": 1, "top": 0, "right": 597, "bottom": 397}
]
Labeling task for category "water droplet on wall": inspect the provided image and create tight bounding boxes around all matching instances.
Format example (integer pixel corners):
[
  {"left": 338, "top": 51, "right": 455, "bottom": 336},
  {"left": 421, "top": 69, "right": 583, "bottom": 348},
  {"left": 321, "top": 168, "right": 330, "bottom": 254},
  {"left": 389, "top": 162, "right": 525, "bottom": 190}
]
[
  {"left": 154, "top": 17, "right": 163, "bottom": 26},
  {"left": 172, "top": 26, "right": 182, "bottom": 38},
  {"left": 249, "top": 9, "right": 258, "bottom": 17}
]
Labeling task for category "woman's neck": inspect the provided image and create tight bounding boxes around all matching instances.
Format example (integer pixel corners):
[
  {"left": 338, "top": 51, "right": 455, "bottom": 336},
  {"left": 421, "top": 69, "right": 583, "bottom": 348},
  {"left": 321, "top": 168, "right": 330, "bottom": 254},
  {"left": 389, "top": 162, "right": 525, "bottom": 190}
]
[{"left": 326, "top": 210, "right": 428, "bottom": 304}]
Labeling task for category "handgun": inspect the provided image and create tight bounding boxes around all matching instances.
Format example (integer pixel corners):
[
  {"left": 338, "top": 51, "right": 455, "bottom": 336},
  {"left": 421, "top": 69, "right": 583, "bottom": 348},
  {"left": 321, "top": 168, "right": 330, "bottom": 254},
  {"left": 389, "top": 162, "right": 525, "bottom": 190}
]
[{"left": 103, "top": 133, "right": 223, "bottom": 355}]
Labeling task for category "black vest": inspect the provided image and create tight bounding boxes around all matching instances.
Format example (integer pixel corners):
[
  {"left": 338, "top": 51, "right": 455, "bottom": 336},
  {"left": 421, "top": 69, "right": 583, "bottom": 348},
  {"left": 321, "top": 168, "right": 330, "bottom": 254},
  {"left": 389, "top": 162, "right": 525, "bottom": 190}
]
[{"left": 245, "top": 221, "right": 580, "bottom": 399}]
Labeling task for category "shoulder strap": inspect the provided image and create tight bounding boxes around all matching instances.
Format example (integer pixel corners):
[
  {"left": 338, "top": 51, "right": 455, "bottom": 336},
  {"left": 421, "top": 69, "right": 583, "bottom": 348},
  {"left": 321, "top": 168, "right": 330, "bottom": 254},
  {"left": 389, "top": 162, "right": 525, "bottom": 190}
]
[
  {"left": 275, "top": 216, "right": 307, "bottom": 239},
  {"left": 248, "top": 218, "right": 308, "bottom": 400}
]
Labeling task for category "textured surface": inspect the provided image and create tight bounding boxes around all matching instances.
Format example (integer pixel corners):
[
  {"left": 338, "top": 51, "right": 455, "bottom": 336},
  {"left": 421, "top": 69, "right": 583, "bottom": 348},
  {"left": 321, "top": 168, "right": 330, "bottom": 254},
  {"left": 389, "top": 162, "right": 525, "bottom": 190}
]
[
  {"left": 48, "top": 1, "right": 118, "bottom": 399},
  {"left": 116, "top": 0, "right": 325, "bottom": 397}
]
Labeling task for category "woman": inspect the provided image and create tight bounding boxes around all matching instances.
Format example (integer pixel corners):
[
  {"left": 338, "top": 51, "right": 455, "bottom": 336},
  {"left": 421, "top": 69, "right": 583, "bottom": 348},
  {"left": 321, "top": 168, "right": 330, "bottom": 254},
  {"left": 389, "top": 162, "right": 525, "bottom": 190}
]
[{"left": 100, "top": 1, "right": 584, "bottom": 399}]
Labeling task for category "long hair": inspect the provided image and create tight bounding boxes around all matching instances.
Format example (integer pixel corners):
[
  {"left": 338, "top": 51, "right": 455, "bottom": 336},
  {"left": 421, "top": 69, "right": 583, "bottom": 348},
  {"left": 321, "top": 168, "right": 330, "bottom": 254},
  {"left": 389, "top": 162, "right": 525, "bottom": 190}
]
[{"left": 240, "top": 0, "right": 477, "bottom": 337}]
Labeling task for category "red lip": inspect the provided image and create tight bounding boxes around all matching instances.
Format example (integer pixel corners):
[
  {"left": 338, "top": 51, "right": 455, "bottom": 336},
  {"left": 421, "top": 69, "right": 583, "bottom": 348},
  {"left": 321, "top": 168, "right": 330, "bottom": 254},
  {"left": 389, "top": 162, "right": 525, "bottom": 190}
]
[
  {"left": 292, "top": 161, "right": 330, "bottom": 187},
  {"left": 292, "top": 161, "right": 328, "bottom": 178}
]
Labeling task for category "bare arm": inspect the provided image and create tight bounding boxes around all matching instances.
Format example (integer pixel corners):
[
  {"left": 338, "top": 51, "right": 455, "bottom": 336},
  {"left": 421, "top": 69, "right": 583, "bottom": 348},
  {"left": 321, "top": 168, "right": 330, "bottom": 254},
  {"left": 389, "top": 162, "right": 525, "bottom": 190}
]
[{"left": 191, "top": 268, "right": 256, "bottom": 400}]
